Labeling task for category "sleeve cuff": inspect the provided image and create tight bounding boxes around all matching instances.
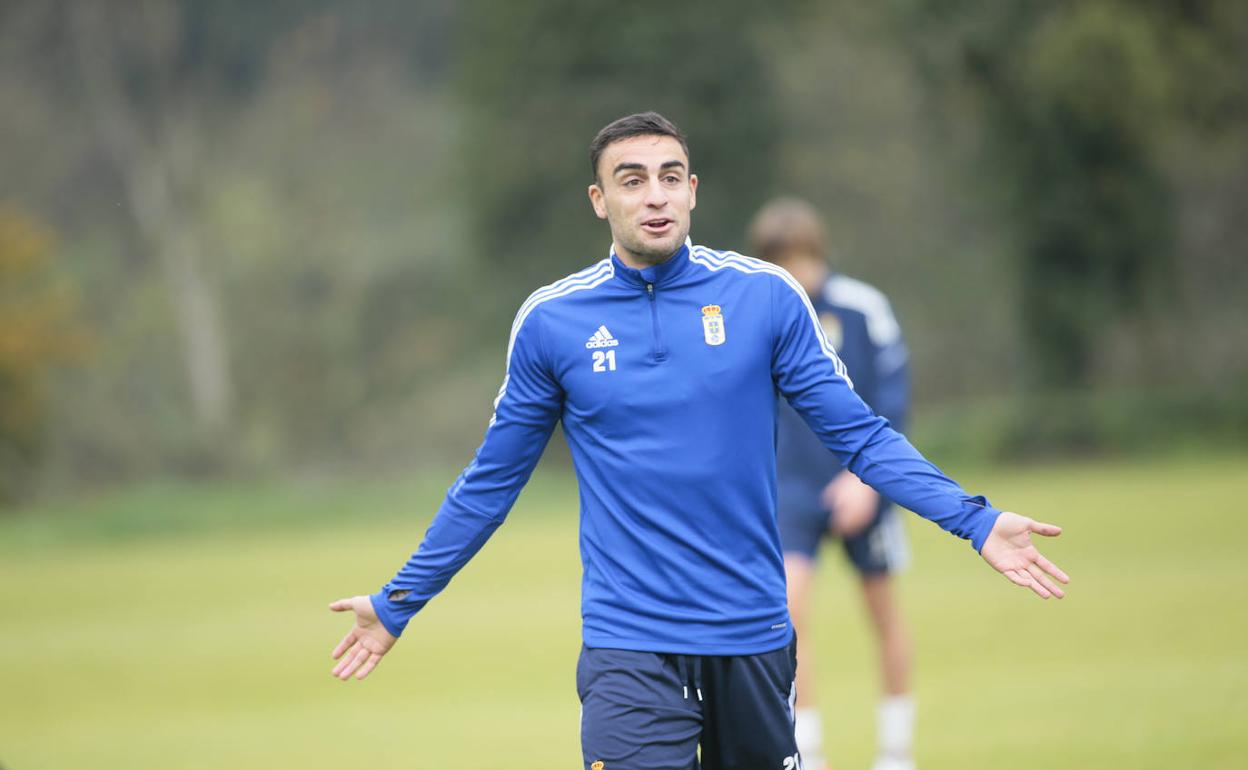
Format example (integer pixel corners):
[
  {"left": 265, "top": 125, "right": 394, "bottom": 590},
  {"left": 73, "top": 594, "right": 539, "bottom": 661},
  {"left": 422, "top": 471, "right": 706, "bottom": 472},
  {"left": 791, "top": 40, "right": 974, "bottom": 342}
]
[
  {"left": 968, "top": 504, "right": 1002, "bottom": 553},
  {"left": 369, "top": 589, "right": 426, "bottom": 638}
]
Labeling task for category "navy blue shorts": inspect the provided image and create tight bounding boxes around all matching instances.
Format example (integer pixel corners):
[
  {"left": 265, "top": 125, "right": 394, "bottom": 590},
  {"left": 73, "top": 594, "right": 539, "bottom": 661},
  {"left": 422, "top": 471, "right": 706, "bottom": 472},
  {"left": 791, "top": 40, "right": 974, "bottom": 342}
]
[
  {"left": 777, "top": 482, "right": 909, "bottom": 575},
  {"left": 576, "top": 639, "right": 800, "bottom": 770}
]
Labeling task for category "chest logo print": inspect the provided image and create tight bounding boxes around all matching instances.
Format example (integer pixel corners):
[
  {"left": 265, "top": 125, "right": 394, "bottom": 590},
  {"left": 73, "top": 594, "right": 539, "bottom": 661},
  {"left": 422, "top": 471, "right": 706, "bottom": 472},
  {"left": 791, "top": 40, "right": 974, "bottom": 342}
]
[
  {"left": 585, "top": 325, "right": 619, "bottom": 349},
  {"left": 702, "top": 305, "right": 726, "bottom": 346},
  {"left": 587, "top": 325, "right": 618, "bottom": 372}
]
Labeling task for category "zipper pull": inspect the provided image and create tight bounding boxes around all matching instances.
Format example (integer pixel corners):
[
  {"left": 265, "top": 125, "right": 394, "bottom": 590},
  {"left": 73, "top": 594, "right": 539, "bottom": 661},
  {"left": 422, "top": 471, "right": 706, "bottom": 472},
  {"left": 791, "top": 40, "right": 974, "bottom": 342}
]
[{"left": 646, "top": 283, "right": 655, "bottom": 299}]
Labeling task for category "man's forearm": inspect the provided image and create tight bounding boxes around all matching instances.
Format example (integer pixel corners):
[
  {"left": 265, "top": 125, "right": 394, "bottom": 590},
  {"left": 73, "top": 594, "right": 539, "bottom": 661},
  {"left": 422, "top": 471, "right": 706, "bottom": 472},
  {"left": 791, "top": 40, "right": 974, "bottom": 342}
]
[
  {"left": 370, "top": 494, "right": 509, "bottom": 636},
  {"left": 841, "top": 420, "right": 1000, "bottom": 551}
]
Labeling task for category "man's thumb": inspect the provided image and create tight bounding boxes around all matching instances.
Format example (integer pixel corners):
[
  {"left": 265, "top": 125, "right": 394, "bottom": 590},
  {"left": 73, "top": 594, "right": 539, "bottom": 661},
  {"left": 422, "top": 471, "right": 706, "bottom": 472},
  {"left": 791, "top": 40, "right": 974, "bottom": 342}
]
[{"left": 1030, "top": 520, "right": 1062, "bottom": 537}]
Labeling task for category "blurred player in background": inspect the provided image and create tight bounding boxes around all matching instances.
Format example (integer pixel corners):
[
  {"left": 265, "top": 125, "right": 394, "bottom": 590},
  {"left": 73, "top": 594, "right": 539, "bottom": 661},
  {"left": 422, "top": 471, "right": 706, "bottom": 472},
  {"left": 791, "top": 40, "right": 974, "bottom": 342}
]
[{"left": 751, "top": 198, "right": 916, "bottom": 770}]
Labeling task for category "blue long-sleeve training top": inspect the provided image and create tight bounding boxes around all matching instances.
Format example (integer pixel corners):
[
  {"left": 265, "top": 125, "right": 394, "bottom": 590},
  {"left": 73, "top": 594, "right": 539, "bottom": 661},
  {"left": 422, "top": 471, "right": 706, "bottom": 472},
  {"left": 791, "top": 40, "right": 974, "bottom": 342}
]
[{"left": 372, "top": 240, "right": 1000, "bottom": 655}]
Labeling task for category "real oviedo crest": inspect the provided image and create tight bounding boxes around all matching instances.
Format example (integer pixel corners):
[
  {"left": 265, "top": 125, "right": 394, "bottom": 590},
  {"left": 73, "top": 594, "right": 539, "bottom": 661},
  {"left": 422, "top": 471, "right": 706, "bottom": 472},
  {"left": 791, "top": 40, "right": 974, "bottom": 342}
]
[{"left": 701, "top": 304, "right": 726, "bottom": 346}]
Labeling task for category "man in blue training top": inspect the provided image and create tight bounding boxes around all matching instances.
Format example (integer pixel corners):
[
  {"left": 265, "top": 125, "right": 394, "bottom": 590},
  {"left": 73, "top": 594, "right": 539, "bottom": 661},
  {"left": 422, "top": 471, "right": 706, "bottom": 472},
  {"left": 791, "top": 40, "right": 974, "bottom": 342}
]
[
  {"left": 327, "top": 112, "right": 1070, "bottom": 770},
  {"left": 750, "top": 197, "right": 918, "bottom": 770}
]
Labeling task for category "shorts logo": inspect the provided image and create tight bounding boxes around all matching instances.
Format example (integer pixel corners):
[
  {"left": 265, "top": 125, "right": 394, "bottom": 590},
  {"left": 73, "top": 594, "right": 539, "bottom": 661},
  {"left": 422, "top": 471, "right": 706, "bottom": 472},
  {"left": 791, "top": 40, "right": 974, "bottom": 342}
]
[
  {"left": 782, "top": 752, "right": 803, "bottom": 769},
  {"left": 701, "top": 304, "right": 726, "bottom": 346},
  {"left": 592, "top": 762, "right": 605, "bottom": 770}
]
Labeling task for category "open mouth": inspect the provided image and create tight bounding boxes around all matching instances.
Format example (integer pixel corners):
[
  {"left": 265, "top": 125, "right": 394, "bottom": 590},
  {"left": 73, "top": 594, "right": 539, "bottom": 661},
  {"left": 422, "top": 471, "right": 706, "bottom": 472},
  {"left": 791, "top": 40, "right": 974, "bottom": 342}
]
[{"left": 641, "top": 218, "right": 674, "bottom": 234}]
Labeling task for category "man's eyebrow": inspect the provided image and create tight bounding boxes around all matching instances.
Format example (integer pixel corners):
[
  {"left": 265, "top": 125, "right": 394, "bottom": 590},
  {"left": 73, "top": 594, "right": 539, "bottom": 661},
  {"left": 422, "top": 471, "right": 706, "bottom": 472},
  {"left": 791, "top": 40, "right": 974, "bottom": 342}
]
[{"left": 611, "top": 160, "right": 688, "bottom": 176}]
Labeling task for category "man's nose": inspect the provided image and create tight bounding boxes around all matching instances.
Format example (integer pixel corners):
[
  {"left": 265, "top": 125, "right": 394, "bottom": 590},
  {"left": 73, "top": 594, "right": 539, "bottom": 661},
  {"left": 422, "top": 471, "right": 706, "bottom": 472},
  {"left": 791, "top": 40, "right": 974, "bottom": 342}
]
[{"left": 644, "top": 178, "right": 668, "bottom": 207}]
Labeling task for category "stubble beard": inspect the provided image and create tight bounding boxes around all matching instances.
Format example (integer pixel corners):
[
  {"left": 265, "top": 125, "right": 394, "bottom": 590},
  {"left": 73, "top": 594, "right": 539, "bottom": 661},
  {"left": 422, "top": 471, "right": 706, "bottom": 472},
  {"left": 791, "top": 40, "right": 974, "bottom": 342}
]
[{"left": 616, "top": 223, "right": 689, "bottom": 267}]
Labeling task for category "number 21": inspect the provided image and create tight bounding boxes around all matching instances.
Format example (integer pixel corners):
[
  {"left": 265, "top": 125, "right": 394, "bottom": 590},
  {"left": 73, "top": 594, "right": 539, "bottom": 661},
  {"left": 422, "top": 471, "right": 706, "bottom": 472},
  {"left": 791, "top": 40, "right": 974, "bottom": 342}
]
[{"left": 592, "top": 350, "right": 616, "bottom": 373}]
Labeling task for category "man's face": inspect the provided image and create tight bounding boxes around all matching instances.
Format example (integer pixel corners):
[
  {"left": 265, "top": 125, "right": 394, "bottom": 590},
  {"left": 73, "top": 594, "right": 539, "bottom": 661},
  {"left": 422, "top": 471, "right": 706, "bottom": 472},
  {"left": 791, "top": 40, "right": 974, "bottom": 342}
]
[{"left": 588, "top": 135, "right": 698, "bottom": 266}]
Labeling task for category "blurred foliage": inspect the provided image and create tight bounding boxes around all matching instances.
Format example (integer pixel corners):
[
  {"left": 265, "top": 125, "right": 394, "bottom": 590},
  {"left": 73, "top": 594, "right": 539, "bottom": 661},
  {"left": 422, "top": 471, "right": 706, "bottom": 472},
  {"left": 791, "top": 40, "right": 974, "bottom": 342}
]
[
  {"left": 0, "top": 204, "right": 86, "bottom": 501},
  {"left": 913, "top": 379, "right": 1248, "bottom": 465},
  {"left": 0, "top": 0, "right": 1245, "bottom": 501},
  {"left": 897, "top": 0, "right": 1248, "bottom": 388},
  {"left": 457, "top": 0, "right": 794, "bottom": 294}
]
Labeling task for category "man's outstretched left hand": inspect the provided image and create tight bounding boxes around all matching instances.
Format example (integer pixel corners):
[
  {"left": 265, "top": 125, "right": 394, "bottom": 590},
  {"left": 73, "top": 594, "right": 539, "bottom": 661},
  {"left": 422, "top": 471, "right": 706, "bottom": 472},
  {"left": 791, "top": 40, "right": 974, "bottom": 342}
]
[
  {"left": 980, "top": 512, "right": 1070, "bottom": 599},
  {"left": 329, "top": 595, "right": 398, "bottom": 681}
]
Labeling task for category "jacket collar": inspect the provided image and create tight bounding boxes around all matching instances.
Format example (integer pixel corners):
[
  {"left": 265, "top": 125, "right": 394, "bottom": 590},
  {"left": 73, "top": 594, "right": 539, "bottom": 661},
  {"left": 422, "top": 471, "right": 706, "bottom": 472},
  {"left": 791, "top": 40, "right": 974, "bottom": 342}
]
[{"left": 610, "top": 237, "right": 694, "bottom": 288}]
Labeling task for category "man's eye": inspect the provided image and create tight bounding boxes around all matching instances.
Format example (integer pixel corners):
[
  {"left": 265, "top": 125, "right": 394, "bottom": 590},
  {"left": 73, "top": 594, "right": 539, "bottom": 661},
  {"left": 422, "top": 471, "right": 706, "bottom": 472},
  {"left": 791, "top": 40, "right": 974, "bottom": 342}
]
[
  {"left": 664, "top": 176, "right": 681, "bottom": 184},
  {"left": 624, "top": 179, "right": 643, "bottom": 187}
]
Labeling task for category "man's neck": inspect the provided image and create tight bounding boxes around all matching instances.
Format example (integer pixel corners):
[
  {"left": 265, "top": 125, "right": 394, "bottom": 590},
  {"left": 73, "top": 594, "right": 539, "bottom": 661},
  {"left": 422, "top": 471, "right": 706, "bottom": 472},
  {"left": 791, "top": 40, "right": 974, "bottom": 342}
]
[{"left": 613, "top": 242, "right": 679, "bottom": 271}]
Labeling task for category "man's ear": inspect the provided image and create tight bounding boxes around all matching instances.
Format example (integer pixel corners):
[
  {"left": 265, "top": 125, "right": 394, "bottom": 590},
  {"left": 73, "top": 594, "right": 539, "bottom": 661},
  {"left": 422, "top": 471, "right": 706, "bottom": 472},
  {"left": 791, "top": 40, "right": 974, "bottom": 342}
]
[
  {"left": 587, "top": 184, "right": 608, "bottom": 220},
  {"left": 688, "top": 174, "right": 698, "bottom": 212}
]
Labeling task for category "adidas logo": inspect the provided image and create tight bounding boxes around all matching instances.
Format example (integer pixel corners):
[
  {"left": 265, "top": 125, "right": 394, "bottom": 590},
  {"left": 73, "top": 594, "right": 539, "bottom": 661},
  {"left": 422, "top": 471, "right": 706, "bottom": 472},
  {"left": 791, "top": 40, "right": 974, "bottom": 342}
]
[{"left": 585, "top": 325, "right": 620, "bottom": 349}]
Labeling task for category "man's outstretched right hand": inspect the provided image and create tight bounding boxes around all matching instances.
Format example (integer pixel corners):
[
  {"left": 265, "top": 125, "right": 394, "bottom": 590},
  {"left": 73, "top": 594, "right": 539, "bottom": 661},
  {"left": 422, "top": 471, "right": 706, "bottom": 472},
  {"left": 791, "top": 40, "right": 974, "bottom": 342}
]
[
  {"left": 329, "top": 595, "right": 397, "bottom": 681},
  {"left": 979, "top": 512, "right": 1070, "bottom": 600}
]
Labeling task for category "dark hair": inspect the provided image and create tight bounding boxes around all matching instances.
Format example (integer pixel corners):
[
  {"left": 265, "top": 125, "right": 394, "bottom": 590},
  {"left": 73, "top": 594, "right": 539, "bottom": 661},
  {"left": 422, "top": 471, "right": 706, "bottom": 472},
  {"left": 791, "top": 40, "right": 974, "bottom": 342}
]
[{"left": 589, "top": 111, "right": 689, "bottom": 183}]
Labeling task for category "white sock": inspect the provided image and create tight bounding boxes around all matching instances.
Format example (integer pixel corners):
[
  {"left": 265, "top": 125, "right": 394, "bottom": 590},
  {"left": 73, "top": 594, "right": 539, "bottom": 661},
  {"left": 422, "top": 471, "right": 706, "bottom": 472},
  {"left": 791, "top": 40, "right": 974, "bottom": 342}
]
[
  {"left": 794, "top": 707, "right": 823, "bottom": 764},
  {"left": 877, "top": 695, "right": 915, "bottom": 758}
]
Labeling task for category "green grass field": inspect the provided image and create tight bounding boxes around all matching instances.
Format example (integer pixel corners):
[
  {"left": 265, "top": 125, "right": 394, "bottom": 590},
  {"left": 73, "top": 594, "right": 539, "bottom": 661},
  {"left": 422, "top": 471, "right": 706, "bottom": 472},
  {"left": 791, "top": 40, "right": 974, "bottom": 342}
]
[{"left": 2, "top": 453, "right": 1246, "bottom": 769}]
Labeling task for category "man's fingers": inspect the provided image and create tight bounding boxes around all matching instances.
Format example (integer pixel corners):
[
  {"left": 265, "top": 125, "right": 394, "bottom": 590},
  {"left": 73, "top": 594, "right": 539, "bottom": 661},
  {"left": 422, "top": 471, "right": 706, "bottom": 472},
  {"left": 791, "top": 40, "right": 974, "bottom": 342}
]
[
  {"left": 1005, "top": 568, "right": 1050, "bottom": 599},
  {"left": 1027, "top": 562, "right": 1064, "bottom": 599},
  {"left": 331, "top": 629, "right": 357, "bottom": 660},
  {"left": 1003, "top": 569, "right": 1029, "bottom": 589},
  {"left": 332, "top": 648, "right": 357, "bottom": 679},
  {"left": 328, "top": 598, "right": 355, "bottom": 613},
  {"left": 1029, "top": 520, "right": 1062, "bottom": 538},
  {"left": 1034, "top": 552, "right": 1070, "bottom": 584},
  {"left": 1024, "top": 573, "right": 1052, "bottom": 599},
  {"left": 338, "top": 646, "right": 371, "bottom": 681},
  {"left": 332, "top": 642, "right": 357, "bottom": 677},
  {"left": 355, "top": 652, "right": 382, "bottom": 680}
]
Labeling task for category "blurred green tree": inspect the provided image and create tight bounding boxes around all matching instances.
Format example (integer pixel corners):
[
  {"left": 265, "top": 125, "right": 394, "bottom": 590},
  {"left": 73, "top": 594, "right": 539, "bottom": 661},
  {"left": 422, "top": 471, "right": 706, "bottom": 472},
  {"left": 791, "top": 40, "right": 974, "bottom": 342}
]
[
  {"left": 898, "top": 0, "right": 1248, "bottom": 391},
  {"left": 889, "top": 0, "right": 1248, "bottom": 455},
  {"left": 899, "top": 1, "right": 1170, "bottom": 388},
  {"left": 68, "top": 0, "right": 246, "bottom": 450},
  {"left": 63, "top": 0, "right": 456, "bottom": 470},
  {"left": 0, "top": 204, "right": 85, "bottom": 502},
  {"left": 3, "top": 0, "right": 471, "bottom": 481},
  {"left": 456, "top": 0, "right": 797, "bottom": 305}
]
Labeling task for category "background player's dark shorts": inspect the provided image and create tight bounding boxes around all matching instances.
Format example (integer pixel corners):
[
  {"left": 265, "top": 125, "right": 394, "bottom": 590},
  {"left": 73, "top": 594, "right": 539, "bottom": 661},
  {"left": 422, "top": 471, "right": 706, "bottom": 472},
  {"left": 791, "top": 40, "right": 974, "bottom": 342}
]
[
  {"left": 577, "top": 638, "right": 800, "bottom": 770},
  {"left": 777, "top": 479, "right": 910, "bottom": 574}
]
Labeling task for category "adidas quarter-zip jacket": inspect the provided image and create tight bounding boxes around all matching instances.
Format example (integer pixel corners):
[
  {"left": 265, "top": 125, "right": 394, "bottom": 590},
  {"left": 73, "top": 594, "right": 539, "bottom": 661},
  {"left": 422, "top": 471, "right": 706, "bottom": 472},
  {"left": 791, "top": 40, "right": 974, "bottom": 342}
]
[{"left": 372, "top": 240, "right": 1001, "bottom": 654}]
